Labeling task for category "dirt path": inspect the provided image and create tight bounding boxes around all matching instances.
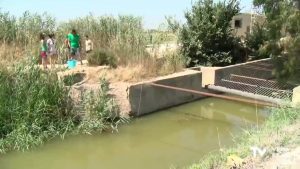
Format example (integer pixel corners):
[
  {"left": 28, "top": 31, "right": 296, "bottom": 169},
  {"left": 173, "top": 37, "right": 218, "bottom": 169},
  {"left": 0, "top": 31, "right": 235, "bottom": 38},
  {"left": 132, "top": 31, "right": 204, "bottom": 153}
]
[
  {"left": 244, "top": 120, "right": 300, "bottom": 169},
  {"left": 262, "top": 147, "right": 300, "bottom": 169},
  {"left": 260, "top": 120, "right": 300, "bottom": 169}
]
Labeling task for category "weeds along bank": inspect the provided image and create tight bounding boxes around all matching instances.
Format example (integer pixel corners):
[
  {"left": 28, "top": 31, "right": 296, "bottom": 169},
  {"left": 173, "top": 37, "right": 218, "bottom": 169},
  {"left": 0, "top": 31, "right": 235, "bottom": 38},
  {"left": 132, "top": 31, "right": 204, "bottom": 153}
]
[
  {"left": 0, "top": 59, "right": 122, "bottom": 153},
  {"left": 188, "top": 105, "right": 300, "bottom": 169}
]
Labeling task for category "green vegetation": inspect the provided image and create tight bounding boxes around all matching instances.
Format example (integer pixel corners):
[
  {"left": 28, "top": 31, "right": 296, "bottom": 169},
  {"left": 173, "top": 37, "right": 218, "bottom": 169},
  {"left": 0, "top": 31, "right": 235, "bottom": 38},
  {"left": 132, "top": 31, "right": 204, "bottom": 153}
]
[
  {"left": 87, "top": 48, "right": 117, "bottom": 68},
  {"left": 0, "top": 59, "right": 121, "bottom": 153},
  {"left": 180, "top": 0, "right": 243, "bottom": 67},
  {"left": 188, "top": 105, "right": 300, "bottom": 169},
  {"left": 0, "top": 11, "right": 55, "bottom": 45},
  {"left": 245, "top": 23, "right": 269, "bottom": 60},
  {"left": 253, "top": 0, "right": 300, "bottom": 83}
]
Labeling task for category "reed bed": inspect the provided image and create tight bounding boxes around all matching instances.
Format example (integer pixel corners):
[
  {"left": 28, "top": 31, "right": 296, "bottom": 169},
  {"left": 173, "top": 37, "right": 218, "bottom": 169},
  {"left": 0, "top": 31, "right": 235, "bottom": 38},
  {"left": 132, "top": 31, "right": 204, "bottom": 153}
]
[{"left": 0, "top": 59, "right": 121, "bottom": 153}]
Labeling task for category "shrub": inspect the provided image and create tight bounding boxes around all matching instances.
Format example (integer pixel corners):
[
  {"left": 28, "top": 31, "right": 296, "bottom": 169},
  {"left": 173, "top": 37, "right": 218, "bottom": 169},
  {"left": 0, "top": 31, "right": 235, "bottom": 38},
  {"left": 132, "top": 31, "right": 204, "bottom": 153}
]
[{"left": 88, "top": 49, "right": 117, "bottom": 68}]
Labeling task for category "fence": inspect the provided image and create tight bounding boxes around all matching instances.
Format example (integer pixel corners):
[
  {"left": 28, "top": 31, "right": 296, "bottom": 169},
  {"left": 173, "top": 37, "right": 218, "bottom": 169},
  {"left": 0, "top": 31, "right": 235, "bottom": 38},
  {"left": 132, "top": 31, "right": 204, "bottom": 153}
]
[{"left": 214, "top": 59, "right": 295, "bottom": 100}]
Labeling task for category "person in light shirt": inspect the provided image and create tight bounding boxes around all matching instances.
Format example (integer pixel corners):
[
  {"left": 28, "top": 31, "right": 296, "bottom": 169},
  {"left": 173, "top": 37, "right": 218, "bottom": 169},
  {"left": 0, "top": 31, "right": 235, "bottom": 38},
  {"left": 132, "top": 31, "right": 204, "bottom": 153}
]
[
  {"left": 47, "top": 33, "right": 57, "bottom": 67},
  {"left": 85, "top": 35, "right": 93, "bottom": 54}
]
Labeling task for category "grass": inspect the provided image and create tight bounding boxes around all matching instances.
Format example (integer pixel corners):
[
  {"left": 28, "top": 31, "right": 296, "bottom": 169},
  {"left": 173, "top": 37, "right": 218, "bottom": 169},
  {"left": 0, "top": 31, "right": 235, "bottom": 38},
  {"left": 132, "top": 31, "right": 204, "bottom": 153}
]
[
  {"left": 187, "top": 105, "right": 300, "bottom": 169},
  {"left": 0, "top": 59, "right": 123, "bottom": 153}
]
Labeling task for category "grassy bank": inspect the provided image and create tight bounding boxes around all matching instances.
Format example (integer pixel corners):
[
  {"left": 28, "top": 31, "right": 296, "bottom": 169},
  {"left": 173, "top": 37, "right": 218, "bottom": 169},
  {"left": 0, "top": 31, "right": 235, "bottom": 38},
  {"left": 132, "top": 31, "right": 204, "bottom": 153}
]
[
  {"left": 0, "top": 59, "right": 122, "bottom": 153},
  {"left": 188, "top": 105, "right": 300, "bottom": 169}
]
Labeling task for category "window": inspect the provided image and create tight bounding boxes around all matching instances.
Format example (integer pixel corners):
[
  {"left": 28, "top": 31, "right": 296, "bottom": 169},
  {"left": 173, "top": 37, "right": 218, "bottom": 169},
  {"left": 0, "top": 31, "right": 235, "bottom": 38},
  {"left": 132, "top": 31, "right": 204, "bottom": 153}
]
[{"left": 234, "top": 19, "right": 242, "bottom": 28}]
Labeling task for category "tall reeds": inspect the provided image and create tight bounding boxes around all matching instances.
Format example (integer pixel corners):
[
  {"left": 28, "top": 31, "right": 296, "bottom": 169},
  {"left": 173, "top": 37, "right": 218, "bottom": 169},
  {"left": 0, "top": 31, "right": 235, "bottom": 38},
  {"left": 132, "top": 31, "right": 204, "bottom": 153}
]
[
  {"left": 0, "top": 11, "right": 148, "bottom": 65},
  {"left": 0, "top": 59, "right": 121, "bottom": 153},
  {"left": 0, "top": 10, "right": 185, "bottom": 79},
  {"left": 57, "top": 14, "right": 148, "bottom": 65}
]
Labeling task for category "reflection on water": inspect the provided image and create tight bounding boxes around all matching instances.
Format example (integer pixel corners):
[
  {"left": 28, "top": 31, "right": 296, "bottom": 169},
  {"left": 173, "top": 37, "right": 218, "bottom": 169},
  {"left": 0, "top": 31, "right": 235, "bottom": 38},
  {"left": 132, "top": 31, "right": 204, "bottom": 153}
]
[{"left": 0, "top": 97, "right": 269, "bottom": 169}]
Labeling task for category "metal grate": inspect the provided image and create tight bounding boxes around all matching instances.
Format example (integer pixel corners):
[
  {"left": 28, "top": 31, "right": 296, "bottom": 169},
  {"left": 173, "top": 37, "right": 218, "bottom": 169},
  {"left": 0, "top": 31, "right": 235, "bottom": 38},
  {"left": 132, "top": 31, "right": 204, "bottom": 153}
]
[{"left": 214, "top": 59, "right": 295, "bottom": 100}]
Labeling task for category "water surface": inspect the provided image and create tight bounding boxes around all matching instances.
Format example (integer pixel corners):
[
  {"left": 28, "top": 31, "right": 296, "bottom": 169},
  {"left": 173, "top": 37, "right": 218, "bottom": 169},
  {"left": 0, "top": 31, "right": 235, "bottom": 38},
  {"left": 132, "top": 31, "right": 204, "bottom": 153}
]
[{"left": 0, "top": 97, "right": 269, "bottom": 169}]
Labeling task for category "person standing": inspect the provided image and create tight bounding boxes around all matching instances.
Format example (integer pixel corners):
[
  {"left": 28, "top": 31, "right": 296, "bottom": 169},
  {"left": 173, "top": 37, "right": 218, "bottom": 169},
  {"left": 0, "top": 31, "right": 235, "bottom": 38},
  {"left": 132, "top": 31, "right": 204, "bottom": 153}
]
[
  {"left": 64, "top": 33, "right": 70, "bottom": 61},
  {"left": 40, "top": 33, "right": 48, "bottom": 69},
  {"left": 47, "top": 33, "right": 57, "bottom": 67},
  {"left": 85, "top": 35, "right": 93, "bottom": 54},
  {"left": 67, "top": 29, "right": 82, "bottom": 64}
]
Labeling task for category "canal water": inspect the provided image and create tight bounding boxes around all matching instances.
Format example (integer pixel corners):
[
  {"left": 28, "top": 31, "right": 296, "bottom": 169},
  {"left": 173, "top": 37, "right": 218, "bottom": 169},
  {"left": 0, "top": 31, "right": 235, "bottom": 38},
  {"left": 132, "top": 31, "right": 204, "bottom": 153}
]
[{"left": 0, "top": 97, "right": 269, "bottom": 169}]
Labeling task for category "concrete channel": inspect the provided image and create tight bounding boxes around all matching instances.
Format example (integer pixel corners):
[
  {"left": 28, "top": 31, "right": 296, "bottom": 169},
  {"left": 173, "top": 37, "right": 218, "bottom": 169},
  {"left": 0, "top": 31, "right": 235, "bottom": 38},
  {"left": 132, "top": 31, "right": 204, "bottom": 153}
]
[{"left": 128, "top": 58, "right": 299, "bottom": 116}]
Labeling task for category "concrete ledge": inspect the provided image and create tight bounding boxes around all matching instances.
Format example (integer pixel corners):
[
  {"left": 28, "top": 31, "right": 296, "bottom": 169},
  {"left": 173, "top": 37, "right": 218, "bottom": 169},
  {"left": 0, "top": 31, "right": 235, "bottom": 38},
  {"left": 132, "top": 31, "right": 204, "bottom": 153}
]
[
  {"left": 292, "top": 86, "right": 300, "bottom": 106},
  {"left": 201, "top": 67, "right": 221, "bottom": 87},
  {"left": 128, "top": 70, "right": 208, "bottom": 116}
]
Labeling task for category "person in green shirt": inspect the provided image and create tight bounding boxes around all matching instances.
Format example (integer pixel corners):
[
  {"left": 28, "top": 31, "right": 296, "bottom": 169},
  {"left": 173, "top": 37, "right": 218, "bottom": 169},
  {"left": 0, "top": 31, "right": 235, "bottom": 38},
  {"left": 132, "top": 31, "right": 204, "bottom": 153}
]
[{"left": 67, "top": 29, "right": 82, "bottom": 64}]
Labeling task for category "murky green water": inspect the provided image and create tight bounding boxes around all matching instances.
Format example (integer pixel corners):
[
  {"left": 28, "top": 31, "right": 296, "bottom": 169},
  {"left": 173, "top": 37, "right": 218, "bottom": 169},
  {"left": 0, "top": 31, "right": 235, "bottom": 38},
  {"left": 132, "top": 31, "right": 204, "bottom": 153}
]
[{"left": 0, "top": 97, "right": 269, "bottom": 169}]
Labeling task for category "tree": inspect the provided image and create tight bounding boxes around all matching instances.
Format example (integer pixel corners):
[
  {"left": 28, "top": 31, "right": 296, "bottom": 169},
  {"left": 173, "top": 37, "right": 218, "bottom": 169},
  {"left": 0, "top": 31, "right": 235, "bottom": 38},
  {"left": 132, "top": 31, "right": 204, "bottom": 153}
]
[
  {"left": 254, "top": 0, "right": 300, "bottom": 83},
  {"left": 180, "top": 0, "right": 241, "bottom": 67},
  {"left": 245, "top": 23, "right": 269, "bottom": 60}
]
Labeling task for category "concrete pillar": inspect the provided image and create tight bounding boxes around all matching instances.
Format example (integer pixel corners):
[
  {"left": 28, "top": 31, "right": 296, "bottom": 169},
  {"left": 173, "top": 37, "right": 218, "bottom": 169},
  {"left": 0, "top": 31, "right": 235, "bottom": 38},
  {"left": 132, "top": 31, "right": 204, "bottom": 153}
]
[
  {"left": 201, "top": 67, "right": 220, "bottom": 87},
  {"left": 292, "top": 86, "right": 300, "bottom": 106}
]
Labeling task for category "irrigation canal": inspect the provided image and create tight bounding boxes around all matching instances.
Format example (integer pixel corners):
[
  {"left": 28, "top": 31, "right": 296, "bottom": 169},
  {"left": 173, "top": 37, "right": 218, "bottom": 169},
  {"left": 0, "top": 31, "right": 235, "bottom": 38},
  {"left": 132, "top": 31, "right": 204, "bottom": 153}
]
[{"left": 0, "top": 96, "right": 269, "bottom": 169}]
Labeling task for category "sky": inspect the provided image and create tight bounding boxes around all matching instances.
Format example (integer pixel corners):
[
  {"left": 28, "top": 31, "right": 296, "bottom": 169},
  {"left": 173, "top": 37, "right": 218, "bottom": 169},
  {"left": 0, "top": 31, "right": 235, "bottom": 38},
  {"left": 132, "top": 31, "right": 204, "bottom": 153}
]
[{"left": 0, "top": 0, "right": 253, "bottom": 29}]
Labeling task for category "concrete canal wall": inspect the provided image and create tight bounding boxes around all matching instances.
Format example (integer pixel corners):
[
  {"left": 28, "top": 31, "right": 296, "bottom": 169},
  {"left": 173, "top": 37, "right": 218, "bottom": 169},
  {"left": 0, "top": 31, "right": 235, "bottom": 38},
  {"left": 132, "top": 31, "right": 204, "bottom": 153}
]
[
  {"left": 127, "top": 59, "right": 276, "bottom": 116},
  {"left": 128, "top": 70, "right": 211, "bottom": 116}
]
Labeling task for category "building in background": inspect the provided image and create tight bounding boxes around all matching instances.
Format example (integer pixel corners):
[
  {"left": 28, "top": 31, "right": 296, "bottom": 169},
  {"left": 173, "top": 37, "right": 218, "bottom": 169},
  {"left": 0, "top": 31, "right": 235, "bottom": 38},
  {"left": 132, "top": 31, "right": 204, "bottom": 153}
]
[{"left": 231, "top": 13, "right": 266, "bottom": 40}]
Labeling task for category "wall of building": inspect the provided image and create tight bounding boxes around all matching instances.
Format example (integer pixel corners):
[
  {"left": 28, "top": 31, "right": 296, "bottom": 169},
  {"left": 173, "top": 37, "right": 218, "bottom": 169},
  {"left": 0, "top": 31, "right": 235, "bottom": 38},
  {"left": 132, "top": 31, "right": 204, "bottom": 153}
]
[
  {"left": 231, "top": 13, "right": 266, "bottom": 39},
  {"left": 232, "top": 13, "right": 251, "bottom": 38}
]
